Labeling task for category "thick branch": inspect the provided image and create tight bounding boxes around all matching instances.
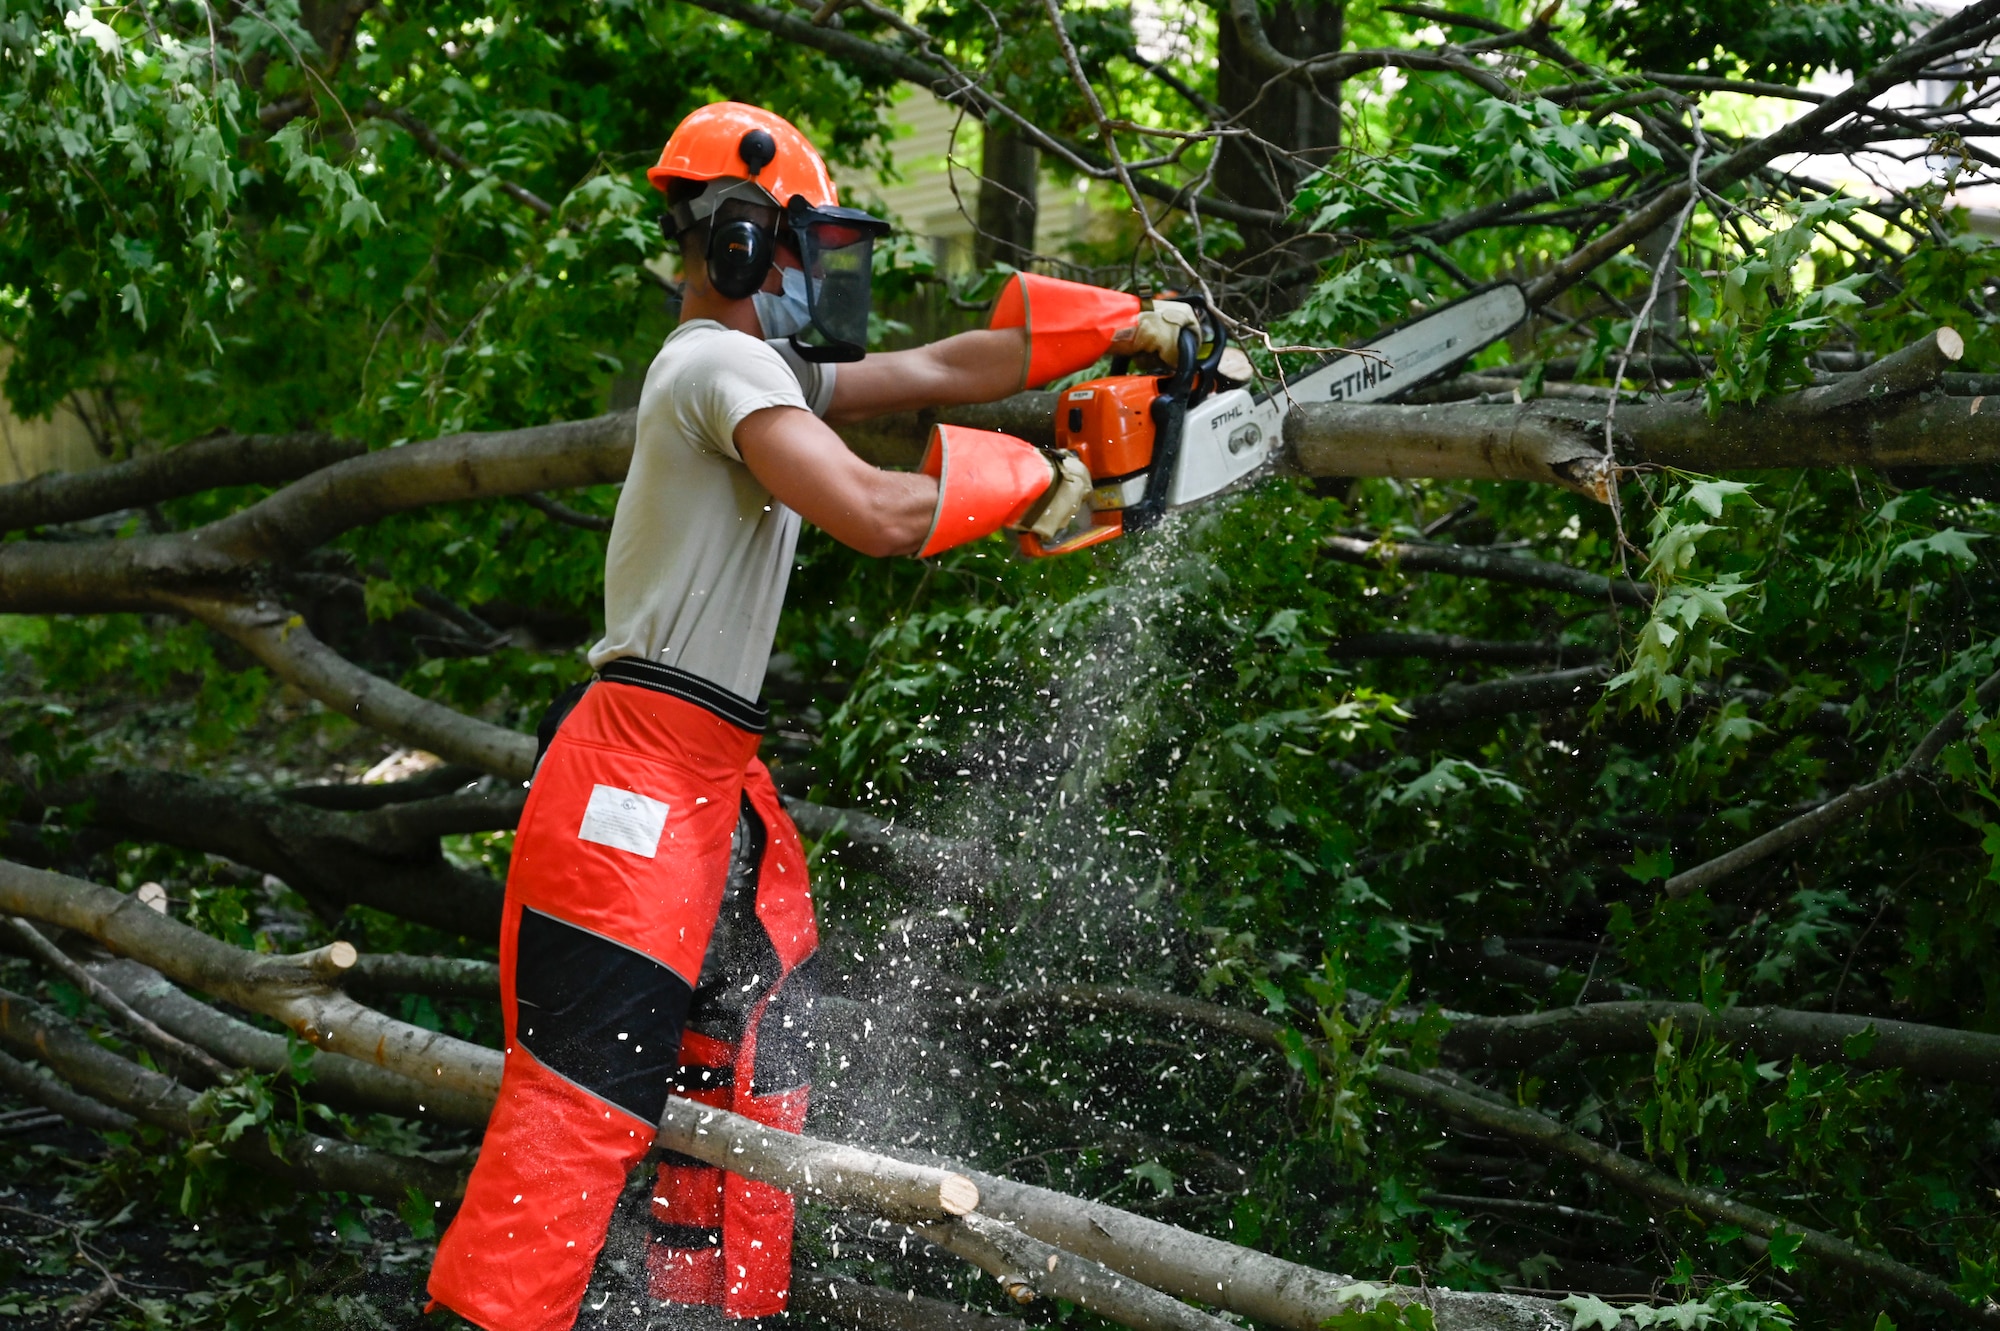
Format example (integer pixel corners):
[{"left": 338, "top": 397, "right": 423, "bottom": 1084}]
[
  {"left": 656, "top": 1095, "right": 979, "bottom": 1224},
  {"left": 0, "top": 413, "right": 634, "bottom": 614},
  {"left": 0, "top": 431, "right": 361, "bottom": 534},
  {"left": 1665, "top": 662, "right": 2000, "bottom": 897},
  {"left": 1288, "top": 370, "right": 2000, "bottom": 493},
  {"left": 6, "top": 917, "right": 229, "bottom": 1079},
  {"left": 0, "top": 985, "right": 466, "bottom": 1198},
  {"left": 49, "top": 767, "right": 508, "bottom": 937},
  {"left": 933, "top": 1153, "right": 1579, "bottom": 1331},
  {"left": 0, "top": 859, "right": 503, "bottom": 1103},
  {"left": 1403, "top": 664, "right": 1611, "bottom": 728},
  {"left": 0, "top": 1043, "right": 136, "bottom": 1132},
  {"left": 1328, "top": 632, "right": 1590, "bottom": 665},
  {"left": 175, "top": 596, "right": 537, "bottom": 780},
  {"left": 86, "top": 957, "right": 494, "bottom": 1126},
  {"left": 1320, "top": 535, "right": 1652, "bottom": 607},
  {"left": 1442, "top": 1001, "right": 2000, "bottom": 1085},
  {"left": 342, "top": 952, "right": 500, "bottom": 1000},
  {"left": 1807, "top": 327, "right": 1963, "bottom": 413},
  {"left": 916, "top": 1211, "right": 1238, "bottom": 1331}
]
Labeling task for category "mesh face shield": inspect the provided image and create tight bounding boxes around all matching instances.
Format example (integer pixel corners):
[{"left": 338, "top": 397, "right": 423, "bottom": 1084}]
[{"left": 783, "top": 196, "right": 891, "bottom": 364}]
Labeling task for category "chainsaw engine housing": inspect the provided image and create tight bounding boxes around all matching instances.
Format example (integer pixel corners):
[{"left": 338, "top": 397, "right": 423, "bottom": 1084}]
[{"left": 1054, "top": 375, "right": 1160, "bottom": 512}]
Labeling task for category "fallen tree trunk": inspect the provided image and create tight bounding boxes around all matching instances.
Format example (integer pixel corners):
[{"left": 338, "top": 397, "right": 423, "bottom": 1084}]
[
  {"left": 0, "top": 985, "right": 466, "bottom": 1198},
  {"left": 656, "top": 1096, "right": 979, "bottom": 1225},
  {"left": 928, "top": 1155, "right": 1575, "bottom": 1331},
  {"left": 914, "top": 1210, "right": 1241, "bottom": 1331},
  {"left": 1285, "top": 329, "right": 1977, "bottom": 488},
  {"left": 1442, "top": 1001, "right": 2000, "bottom": 1085}
]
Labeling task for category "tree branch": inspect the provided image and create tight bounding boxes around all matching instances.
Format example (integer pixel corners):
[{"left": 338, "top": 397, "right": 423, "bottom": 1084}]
[
  {"left": 85, "top": 956, "right": 494, "bottom": 1126},
  {"left": 0, "top": 431, "right": 361, "bottom": 534},
  {"left": 1664, "top": 661, "right": 2000, "bottom": 898},
  {"left": 40, "top": 767, "right": 506, "bottom": 937},
  {"left": 1402, "top": 664, "right": 1611, "bottom": 729},
  {"left": 6, "top": 917, "right": 230, "bottom": 1080},
  {"left": 0, "top": 858, "right": 502, "bottom": 1103},
  {"left": 0, "top": 985, "right": 466, "bottom": 1198},
  {"left": 1442, "top": 1000, "right": 2000, "bottom": 1085},
  {"left": 979, "top": 984, "right": 2000, "bottom": 1325},
  {"left": 362, "top": 100, "right": 556, "bottom": 219},
  {"left": 0, "top": 1043, "right": 136, "bottom": 1133},
  {"left": 173, "top": 596, "right": 537, "bottom": 781},
  {"left": 1327, "top": 632, "right": 1593, "bottom": 666},
  {"left": 1320, "top": 535, "right": 1652, "bottom": 607}
]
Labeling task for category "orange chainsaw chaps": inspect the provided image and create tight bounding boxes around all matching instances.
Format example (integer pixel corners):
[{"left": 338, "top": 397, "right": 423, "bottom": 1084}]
[
  {"left": 917, "top": 424, "right": 1057, "bottom": 558},
  {"left": 988, "top": 273, "right": 1143, "bottom": 389}
]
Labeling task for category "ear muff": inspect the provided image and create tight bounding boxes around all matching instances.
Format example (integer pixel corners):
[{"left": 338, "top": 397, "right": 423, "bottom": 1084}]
[{"left": 706, "top": 217, "right": 775, "bottom": 300}]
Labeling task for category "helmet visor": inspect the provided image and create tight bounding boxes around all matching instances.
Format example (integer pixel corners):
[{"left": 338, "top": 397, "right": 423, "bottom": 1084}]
[{"left": 785, "top": 199, "right": 891, "bottom": 363}]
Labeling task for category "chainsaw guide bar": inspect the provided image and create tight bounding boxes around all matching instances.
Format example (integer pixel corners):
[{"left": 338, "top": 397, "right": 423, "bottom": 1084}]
[{"left": 1021, "top": 283, "right": 1528, "bottom": 558}]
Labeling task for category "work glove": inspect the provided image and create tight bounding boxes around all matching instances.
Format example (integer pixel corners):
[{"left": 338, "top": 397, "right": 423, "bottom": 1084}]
[{"left": 1110, "top": 300, "right": 1256, "bottom": 385}]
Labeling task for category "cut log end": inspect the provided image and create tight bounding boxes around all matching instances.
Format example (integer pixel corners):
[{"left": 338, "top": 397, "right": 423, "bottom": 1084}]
[
  {"left": 940, "top": 1173, "right": 980, "bottom": 1216},
  {"left": 1939, "top": 326, "right": 1966, "bottom": 363},
  {"left": 326, "top": 941, "right": 359, "bottom": 971}
]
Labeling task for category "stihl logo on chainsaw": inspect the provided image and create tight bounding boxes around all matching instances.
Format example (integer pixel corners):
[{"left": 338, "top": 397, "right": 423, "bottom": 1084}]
[{"left": 1018, "top": 283, "right": 1528, "bottom": 559}]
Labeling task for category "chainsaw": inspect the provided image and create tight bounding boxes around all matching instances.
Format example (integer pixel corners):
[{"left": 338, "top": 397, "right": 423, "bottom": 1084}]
[{"left": 1018, "top": 283, "right": 1530, "bottom": 558}]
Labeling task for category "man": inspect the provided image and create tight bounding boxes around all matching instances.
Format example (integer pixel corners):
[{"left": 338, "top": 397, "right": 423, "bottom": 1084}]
[{"left": 427, "top": 101, "right": 1168, "bottom": 1331}]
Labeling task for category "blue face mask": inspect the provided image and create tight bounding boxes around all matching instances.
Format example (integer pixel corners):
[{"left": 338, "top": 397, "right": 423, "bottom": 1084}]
[{"left": 752, "top": 265, "right": 813, "bottom": 341}]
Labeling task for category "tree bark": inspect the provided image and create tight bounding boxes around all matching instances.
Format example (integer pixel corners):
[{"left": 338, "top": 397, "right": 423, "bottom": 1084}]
[
  {"left": 1402, "top": 664, "right": 1611, "bottom": 728},
  {"left": 1320, "top": 535, "right": 1652, "bottom": 606},
  {"left": 1442, "top": 1001, "right": 2000, "bottom": 1085},
  {"left": 975, "top": 124, "right": 1039, "bottom": 270},
  {"left": 86, "top": 957, "right": 494, "bottom": 1126},
  {"left": 0, "top": 430, "right": 361, "bottom": 534},
  {"left": 46, "top": 768, "right": 506, "bottom": 938},
  {"left": 656, "top": 1095, "right": 980, "bottom": 1224}
]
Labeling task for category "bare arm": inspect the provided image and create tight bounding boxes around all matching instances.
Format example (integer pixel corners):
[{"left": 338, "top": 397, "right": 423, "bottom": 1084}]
[
  {"left": 734, "top": 405, "right": 937, "bottom": 558},
  {"left": 825, "top": 328, "right": 1030, "bottom": 424}
]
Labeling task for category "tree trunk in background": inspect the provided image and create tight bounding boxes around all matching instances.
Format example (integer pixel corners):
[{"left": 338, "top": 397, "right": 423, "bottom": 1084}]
[
  {"left": 1216, "top": 0, "right": 1345, "bottom": 304},
  {"left": 975, "top": 123, "right": 1040, "bottom": 269}
]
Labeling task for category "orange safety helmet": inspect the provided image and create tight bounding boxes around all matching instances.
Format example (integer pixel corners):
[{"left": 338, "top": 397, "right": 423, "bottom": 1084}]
[{"left": 647, "top": 102, "right": 839, "bottom": 210}]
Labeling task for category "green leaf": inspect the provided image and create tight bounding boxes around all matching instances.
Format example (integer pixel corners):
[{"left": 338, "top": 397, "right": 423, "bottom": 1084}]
[
  {"left": 1126, "top": 1161, "right": 1174, "bottom": 1197},
  {"left": 1559, "top": 1294, "right": 1626, "bottom": 1331},
  {"left": 1623, "top": 847, "right": 1675, "bottom": 884},
  {"left": 1841, "top": 1023, "right": 1879, "bottom": 1060},
  {"left": 1766, "top": 1228, "right": 1803, "bottom": 1272}
]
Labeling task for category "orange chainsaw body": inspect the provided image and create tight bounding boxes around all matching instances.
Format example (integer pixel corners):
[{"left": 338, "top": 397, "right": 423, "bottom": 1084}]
[
  {"left": 1055, "top": 375, "right": 1160, "bottom": 480},
  {"left": 1017, "top": 375, "right": 1162, "bottom": 557}
]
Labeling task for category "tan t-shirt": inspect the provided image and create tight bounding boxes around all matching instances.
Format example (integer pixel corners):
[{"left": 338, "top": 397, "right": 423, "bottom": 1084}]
[{"left": 587, "top": 320, "right": 836, "bottom": 700}]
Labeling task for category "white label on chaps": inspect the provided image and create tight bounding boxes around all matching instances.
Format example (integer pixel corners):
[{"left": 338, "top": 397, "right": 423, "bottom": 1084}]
[{"left": 578, "top": 784, "right": 670, "bottom": 858}]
